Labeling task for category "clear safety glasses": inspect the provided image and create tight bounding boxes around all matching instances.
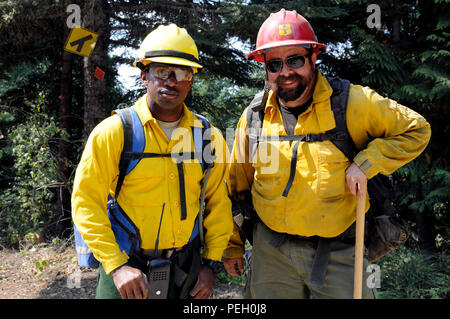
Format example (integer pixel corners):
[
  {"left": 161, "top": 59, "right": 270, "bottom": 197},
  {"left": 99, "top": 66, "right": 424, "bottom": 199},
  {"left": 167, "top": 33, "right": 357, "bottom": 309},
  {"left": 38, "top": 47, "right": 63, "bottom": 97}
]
[
  {"left": 148, "top": 64, "right": 193, "bottom": 82},
  {"left": 265, "top": 54, "right": 310, "bottom": 73}
]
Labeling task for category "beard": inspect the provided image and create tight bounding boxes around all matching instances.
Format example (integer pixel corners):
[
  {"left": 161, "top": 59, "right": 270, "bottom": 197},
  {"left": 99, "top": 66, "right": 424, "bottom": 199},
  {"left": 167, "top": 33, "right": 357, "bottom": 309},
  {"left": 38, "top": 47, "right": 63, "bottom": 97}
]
[
  {"left": 271, "top": 62, "right": 316, "bottom": 102},
  {"left": 275, "top": 73, "right": 307, "bottom": 101}
]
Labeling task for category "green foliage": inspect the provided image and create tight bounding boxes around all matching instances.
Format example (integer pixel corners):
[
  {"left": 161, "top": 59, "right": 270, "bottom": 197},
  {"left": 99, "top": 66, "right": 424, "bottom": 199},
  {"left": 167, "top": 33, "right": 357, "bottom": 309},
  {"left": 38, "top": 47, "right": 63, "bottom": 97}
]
[
  {"left": 394, "top": 158, "right": 450, "bottom": 251},
  {"left": 394, "top": 0, "right": 449, "bottom": 107},
  {"left": 351, "top": 29, "right": 407, "bottom": 95},
  {"left": 0, "top": 99, "right": 60, "bottom": 247},
  {"left": 395, "top": 160, "right": 450, "bottom": 214},
  {"left": 191, "top": 73, "right": 261, "bottom": 133},
  {"left": 216, "top": 268, "right": 246, "bottom": 287},
  {"left": 378, "top": 245, "right": 450, "bottom": 298},
  {"left": 35, "top": 259, "right": 49, "bottom": 272}
]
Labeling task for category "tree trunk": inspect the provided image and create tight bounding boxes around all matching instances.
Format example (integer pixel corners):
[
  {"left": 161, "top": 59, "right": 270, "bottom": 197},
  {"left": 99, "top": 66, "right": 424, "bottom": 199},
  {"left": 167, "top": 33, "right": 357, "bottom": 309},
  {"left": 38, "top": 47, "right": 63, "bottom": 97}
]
[
  {"left": 56, "top": 49, "right": 74, "bottom": 237},
  {"left": 392, "top": 2, "right": 400, "bottom": 43},
  {"left": 414, "top": 210, "right": 436, "bottom": 251},
  {"left": 392, "top": 16, "right": 400, "bottom": 43},
  {"left": 82, "top": 0, "right": 110, "bottom": 140},
  {"left": 414, "top": 181, "right": 436, "bottom": 251},
  {"left": 56, "top": 0, "right": 75, "bottom": 237}
]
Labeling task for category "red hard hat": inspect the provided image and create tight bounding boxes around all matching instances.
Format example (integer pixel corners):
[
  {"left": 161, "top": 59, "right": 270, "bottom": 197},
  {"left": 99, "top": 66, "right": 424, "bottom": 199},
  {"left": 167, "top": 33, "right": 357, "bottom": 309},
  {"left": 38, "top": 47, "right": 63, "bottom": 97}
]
[{"left": 248, "top": 9, "right": 327, "bottom": 62}]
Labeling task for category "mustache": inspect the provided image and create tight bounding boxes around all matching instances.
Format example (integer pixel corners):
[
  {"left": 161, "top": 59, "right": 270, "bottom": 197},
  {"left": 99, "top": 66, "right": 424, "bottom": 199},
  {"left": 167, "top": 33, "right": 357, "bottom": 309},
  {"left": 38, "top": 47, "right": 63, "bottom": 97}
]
[
  {"left": 276, "top": 73, "right": 303, "bottom": 85},
  {"left": 275, "top": 73, "right": 307, "bottom": 102},
  {"left": 158, "top": 87, "right": 179, "bottom": 94}
]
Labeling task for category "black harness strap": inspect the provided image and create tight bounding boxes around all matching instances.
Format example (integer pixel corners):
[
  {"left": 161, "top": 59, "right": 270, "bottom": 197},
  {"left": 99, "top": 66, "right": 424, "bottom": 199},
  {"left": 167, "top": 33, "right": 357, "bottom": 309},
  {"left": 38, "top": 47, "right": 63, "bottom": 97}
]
[
  {"left": 255, "top": 132, "right": 345, "bottom": 143},
  {"left": 309, "top": 238, "right": 331, "bottom": 288},
  {"left": 122, "top": 151, "right": 202, "bottom": 161},
  {"left": 121, "top": 152, "right": 171, "bottom": 160},
  {"left": 268, "top": 231, "right": 286, "bottom": 248},
  {"left": 282, "top": 140, "right": 301, "bottom": 197},
  {"left": 177, "top": 161, "right": 187, "bottom": 220}
]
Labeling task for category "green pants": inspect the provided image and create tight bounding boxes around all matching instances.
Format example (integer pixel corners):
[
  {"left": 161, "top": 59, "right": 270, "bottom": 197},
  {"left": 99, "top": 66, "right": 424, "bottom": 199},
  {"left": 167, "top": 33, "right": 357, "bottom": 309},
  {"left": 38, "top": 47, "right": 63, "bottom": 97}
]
[
  {"left": 96, "top": 263, "right": 122, "bottom": 299},
  {"left": 245, "top": 222, "right": 377, "bottom": 299},
  {"left": 96, "top": 256, "right": 147, "bottom": 299}
]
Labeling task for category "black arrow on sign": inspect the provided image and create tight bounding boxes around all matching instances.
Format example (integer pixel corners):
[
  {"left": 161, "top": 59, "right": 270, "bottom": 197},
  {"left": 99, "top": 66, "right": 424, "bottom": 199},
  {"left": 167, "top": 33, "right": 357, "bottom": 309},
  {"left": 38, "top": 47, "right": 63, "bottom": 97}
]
[{"left": 70, "top": 34, "right": 93, "bottom": 52}]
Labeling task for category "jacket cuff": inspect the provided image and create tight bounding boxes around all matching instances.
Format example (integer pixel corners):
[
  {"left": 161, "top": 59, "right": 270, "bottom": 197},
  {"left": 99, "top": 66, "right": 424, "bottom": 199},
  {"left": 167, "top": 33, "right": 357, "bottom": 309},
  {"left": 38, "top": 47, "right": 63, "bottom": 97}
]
[
  {"left": 102, "top": 252, "right": 129, "bottom": 275},
  {"left": 222, "top": 246, "right": 245, "bottom": 259},
  {"left": 353, "top": 152, "right": 377, "bottom": 179},
  {"left": 202, "top": 247, "right": 226, "bottom": 262}
]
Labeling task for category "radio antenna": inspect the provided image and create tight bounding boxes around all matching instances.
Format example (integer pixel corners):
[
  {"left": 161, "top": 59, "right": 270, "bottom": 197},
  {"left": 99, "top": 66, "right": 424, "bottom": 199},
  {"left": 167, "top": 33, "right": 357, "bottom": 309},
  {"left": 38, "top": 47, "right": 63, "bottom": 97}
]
[{"left": 154, "top": 203, "right": 165, "bottom": 252}]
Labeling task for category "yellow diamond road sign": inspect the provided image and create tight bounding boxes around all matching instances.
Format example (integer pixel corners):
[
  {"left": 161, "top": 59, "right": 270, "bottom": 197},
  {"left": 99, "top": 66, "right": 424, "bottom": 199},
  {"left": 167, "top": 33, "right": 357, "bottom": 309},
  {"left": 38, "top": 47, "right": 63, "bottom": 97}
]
[{"left": 64, "top": 27, "right": 99, "bottom": 57}]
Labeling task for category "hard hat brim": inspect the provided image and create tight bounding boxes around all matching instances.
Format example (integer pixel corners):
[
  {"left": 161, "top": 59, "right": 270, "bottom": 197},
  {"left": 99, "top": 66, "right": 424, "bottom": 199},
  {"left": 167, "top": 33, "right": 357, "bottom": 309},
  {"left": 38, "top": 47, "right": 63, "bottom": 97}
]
[{"left": 248, "top": 40, "right": 327, "bottom": 62}]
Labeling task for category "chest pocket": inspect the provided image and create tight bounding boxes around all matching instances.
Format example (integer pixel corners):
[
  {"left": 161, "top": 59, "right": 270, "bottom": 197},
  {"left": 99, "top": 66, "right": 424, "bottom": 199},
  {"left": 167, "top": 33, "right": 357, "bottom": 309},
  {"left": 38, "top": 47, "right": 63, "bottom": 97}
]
[
  {"left": 252, "top": 141, "right": 290, "bottom": 198},
  {"left": 126, "top": 157, "right": 165, "bottom": 179},
  {"left": 119, "top": 158, "right": 165, "bottom": 207},
  {"left": 317, "top": 141, "right": 350, "bottom": 200}
]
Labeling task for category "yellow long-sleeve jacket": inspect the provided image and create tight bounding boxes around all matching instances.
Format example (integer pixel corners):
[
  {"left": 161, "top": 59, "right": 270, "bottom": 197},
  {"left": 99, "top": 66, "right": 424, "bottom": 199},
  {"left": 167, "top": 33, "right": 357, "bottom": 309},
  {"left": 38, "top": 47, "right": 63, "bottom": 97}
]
[
  {"left": 72, "top": 95, "right": 233, "bottom": 274},
  {"left": 225, "top": 71, "right": 431, "bottom": 258}
]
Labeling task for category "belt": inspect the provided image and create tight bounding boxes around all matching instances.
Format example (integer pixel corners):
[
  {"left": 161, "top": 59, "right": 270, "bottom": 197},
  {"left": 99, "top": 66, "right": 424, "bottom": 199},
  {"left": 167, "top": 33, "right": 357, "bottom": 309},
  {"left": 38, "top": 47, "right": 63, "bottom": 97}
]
[
  {"left": 265, "top": 223, "right": 356, "bottom": 289},
  {"left": 140, "top": 247, "right": 183, "bottom": 258}
]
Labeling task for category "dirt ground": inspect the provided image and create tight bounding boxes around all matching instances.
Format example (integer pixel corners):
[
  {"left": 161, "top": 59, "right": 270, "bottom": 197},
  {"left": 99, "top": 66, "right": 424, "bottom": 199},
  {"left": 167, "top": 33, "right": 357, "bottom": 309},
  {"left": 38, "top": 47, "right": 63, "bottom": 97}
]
[{"left": 0, "top": 241, "right": 244, "bottom": 299}]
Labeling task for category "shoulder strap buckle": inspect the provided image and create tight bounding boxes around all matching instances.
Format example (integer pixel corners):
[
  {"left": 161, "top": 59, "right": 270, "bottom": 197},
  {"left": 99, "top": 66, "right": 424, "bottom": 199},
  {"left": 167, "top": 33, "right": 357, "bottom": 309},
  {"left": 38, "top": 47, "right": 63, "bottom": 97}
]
[{"left": 305, "top": 134, "right": 323, "bottom": 142}]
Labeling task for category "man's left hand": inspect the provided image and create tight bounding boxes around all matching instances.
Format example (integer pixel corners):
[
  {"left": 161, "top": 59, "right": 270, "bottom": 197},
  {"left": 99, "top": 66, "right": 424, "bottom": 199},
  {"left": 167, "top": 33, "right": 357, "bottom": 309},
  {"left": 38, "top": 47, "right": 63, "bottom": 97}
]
[{"left": 189, "top": 265, "right": 216, "bottom": 299}]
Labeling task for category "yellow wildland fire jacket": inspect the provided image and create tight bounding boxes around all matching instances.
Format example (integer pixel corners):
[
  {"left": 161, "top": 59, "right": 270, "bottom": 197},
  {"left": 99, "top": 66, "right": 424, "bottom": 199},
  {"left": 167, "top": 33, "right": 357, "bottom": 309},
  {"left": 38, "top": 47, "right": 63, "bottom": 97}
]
[
  {"left": 225, "top": 71, "right": 431, "bottom": 258},
  {"left": 72, "top": 95, "right": 233, "bottom": 274}
]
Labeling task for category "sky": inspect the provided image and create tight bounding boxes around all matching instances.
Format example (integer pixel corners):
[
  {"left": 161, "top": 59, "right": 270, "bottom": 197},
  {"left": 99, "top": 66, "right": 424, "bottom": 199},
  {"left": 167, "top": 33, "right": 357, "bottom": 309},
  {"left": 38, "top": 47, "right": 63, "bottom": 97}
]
[{"left": 112, "top": 46, "right": 141, "bottom": 91}]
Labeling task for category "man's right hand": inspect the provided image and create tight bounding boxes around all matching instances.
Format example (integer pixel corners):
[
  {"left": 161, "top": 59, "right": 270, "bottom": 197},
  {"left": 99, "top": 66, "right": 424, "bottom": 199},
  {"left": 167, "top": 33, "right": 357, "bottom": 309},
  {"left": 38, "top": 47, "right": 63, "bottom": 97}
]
[
  {"left": 223, "top": 257, "right": 244, "bottom": 277},
  {"left": 111, "top": 264, "right": 149, "bottom": 299}
]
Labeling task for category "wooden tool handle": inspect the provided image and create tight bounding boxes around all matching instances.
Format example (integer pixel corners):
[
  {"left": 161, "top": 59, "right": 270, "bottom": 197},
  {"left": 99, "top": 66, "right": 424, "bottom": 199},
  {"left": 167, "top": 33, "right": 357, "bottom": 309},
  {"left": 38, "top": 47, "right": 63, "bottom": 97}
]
[{"left": 353, "top": 189, "right": 366, "bottom": 299}]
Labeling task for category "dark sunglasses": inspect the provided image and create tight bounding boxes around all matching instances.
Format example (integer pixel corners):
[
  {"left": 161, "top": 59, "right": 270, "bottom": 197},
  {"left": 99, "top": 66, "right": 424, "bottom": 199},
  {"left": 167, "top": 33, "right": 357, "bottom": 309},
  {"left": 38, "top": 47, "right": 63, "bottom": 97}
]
[{"left": 265, "top": 54, "right": 310, "bottom": 73}]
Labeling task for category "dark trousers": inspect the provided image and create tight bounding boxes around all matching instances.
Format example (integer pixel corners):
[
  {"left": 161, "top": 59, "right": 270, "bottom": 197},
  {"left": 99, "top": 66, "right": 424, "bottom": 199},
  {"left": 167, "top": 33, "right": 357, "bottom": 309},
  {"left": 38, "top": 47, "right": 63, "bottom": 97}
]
[{"left": 246, "top": 222, "right": 378, "bottom": 299}]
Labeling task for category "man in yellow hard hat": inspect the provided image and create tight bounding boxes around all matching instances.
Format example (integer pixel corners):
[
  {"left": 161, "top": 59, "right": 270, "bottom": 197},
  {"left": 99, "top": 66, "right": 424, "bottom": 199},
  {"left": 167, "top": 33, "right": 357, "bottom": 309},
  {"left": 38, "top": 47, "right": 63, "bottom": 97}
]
[
  {"left": 222, "top": 9, "right": 431, "bottom": 299},
  {"left": 72, "top": 24, "right": 233, "bottom": 299}
]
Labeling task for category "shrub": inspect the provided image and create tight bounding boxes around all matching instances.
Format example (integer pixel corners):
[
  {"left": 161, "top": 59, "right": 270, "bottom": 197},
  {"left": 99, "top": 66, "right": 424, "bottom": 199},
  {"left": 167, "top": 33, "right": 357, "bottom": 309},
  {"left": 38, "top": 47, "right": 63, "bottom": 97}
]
[
  {"left": 377, "top": 245, "right": 450, "bottom": 299},
  {"left": 0, "top": 100, "right": 59, "bottom": 247}
]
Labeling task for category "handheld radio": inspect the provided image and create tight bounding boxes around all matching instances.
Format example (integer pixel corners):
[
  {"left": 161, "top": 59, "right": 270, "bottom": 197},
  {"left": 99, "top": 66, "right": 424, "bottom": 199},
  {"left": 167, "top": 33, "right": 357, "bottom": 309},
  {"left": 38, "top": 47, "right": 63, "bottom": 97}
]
[{"left": 147, "top": 203, "right": 171, "bottom": 299}]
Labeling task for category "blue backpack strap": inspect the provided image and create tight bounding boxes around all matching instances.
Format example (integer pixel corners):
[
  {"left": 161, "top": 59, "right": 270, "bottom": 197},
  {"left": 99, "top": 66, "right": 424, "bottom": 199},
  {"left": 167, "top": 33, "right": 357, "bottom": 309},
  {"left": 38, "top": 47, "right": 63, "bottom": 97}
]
[
  {"left": 113, "top": 108, "right": 146, "bottom": 198},
  {"left": 192, "top": 125, "right": 204, "bottom": 171},
  {"left": 189, "top": 113, "right": 214, "bottom": 244},
  {"left": 108, "top": 107, "right": 144, "bottom": 256},
  {"left": 192, "top": 113, "right": 214, "bottom": 172},
  {"left": 189, "top": 214, "right": 200, "bottom": 243}
]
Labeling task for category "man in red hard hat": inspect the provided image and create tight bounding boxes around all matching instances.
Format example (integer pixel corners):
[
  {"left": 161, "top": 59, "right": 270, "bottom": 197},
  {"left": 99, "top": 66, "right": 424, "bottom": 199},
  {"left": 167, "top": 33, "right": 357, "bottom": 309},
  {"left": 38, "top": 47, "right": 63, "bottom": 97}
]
[{"left": 222, "top": 9, "right": 431, "bottom": 298}]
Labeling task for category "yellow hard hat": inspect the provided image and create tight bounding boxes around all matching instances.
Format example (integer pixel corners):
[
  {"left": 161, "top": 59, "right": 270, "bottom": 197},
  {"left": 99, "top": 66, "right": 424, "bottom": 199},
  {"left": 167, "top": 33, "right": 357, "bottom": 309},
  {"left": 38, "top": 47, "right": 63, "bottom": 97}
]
[{"left": 133, "top": 24, "right": 203, "bottom": 73}]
